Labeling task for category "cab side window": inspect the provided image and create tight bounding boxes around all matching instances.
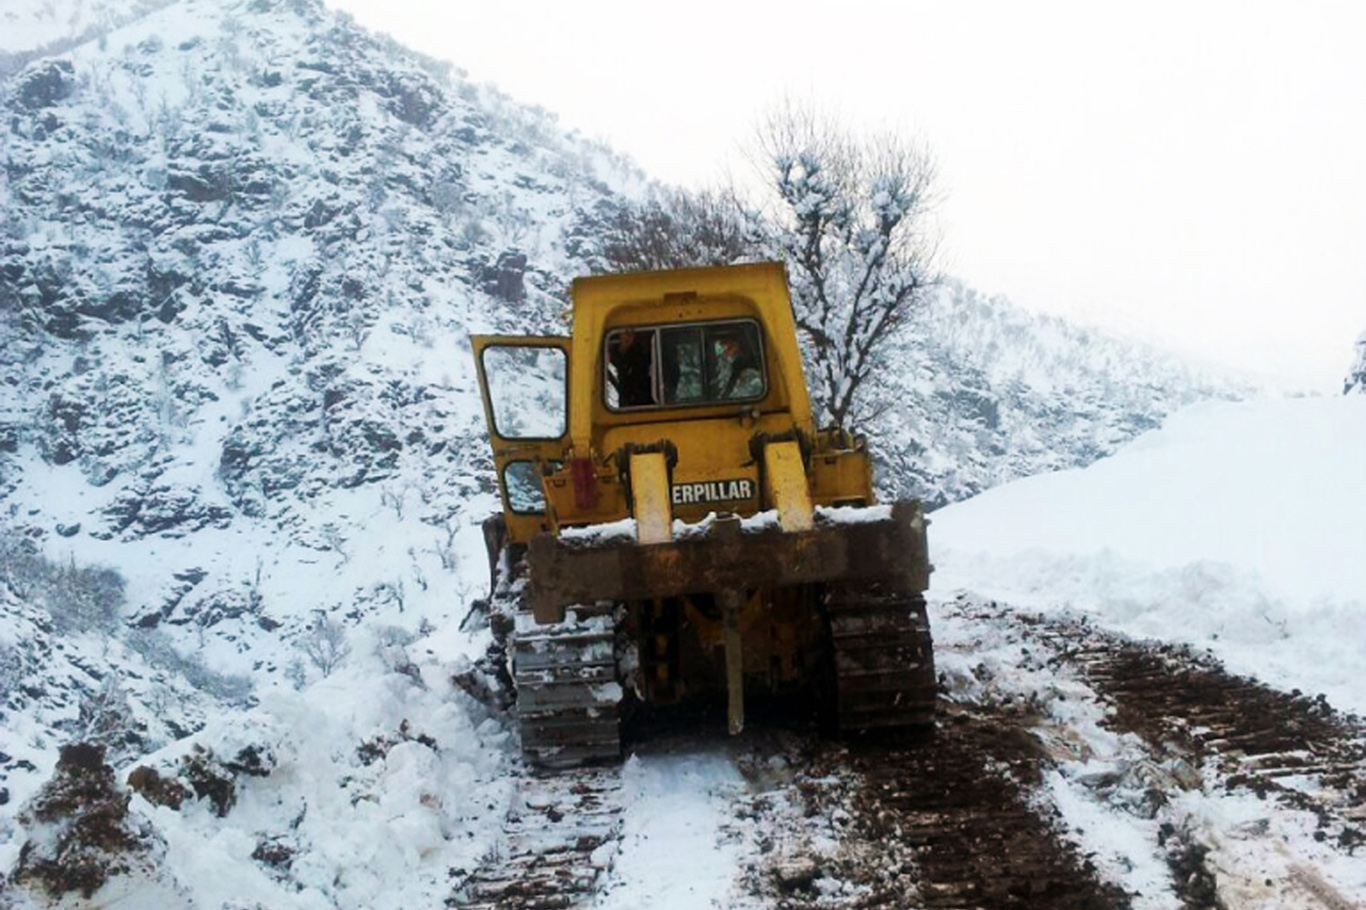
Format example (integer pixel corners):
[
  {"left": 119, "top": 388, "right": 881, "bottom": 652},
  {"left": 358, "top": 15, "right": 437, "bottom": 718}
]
[
  {"left": 605, "top": 328, "right": 657, "bottom": 409},
  {"left": 705, "top": 324, "right": 764, "bottom": 400}
]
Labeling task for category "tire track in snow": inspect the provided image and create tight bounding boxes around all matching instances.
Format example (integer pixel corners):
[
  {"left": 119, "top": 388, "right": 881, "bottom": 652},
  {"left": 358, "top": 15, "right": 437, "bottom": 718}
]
[{"left": 1010, "top": 604, "right": 1366, "bottom": 855}]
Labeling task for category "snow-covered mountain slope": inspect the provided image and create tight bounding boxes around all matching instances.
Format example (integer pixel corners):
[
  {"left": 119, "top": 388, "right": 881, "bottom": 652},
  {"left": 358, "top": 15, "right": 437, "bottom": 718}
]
[
  {"left": 1, "top": 0, "right": 640, "bottom": 895},
  {"left": 930, "top": 393, "right": 1366, "bottom": 714},
  {"left": 874, "top": 280, "right": 1246, "bottom": 506},
  {"left": 0, "top": 0, "right": 639, "bottom": 623}
]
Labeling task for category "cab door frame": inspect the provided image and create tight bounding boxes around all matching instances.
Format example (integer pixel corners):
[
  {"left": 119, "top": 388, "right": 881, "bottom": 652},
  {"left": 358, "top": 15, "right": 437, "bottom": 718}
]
[{"left": 471, "top": 334, "right": 571, "bottom": 543}]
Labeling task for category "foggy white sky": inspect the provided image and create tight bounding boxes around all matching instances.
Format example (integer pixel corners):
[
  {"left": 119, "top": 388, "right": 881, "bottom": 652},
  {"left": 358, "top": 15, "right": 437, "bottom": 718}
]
[{"left": 330, "top": 0, "right": 1365, "bottom": 390}]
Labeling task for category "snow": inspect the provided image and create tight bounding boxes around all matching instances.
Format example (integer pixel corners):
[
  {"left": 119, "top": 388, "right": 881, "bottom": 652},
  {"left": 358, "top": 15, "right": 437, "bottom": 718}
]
[
  {"left": 814, "top": 503, "right": 893, "bottom": 524},
  {"left": 121, "top": 666, "right": 515, "bottom": 910},
  {"left": 563, "top": 504, "right": 896, "bottom": 546},
  {"left": 592, "top": 747, "right": 747, "bottom": 910},
  {"left": 561, "top": 517, "right": 638, "bottom": 545},
  {"left": 929, "top": 394, "right": 1366, "bottom": 908},
  {"left": 931, "top": 395, "right": 1366, "bottom": 714},
  {"left": 0, "top": 0, "right": 174, "bottom": 55}
]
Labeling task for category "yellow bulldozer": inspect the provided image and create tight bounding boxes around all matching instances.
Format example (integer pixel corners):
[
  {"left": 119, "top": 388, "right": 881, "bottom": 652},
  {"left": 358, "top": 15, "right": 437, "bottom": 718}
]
[{"left": 472, "top": 262, "right": 934, "bottom": 768}]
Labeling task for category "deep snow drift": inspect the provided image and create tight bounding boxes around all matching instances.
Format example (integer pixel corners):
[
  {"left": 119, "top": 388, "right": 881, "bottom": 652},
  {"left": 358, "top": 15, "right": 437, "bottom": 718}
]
[{"left": 930, "top": 394, "right": 1366, "bottom": 715}]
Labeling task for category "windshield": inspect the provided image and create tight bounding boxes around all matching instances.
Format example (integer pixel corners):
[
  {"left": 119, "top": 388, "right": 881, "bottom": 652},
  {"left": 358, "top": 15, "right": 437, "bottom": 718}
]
[{"left": 604, "top": 320, "right": 765, "bottom": 411}]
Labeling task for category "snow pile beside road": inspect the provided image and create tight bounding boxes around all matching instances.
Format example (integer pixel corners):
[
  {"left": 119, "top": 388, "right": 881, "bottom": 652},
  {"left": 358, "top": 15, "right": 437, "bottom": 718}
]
[
  {"left": 5, "top": 652, "right": 515, "bottom": 910},
  {"left": 929, "top": 395, "right": 1366, "bottom": 713}
]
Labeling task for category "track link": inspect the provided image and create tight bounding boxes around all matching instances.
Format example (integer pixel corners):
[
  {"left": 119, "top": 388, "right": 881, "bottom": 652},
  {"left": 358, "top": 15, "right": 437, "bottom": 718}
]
[
  {"left": 512, "top": 611, "right": 622, "bottom": 770},
  {"left": 826, "top": 587, "right": 937, "bottom": 731}
]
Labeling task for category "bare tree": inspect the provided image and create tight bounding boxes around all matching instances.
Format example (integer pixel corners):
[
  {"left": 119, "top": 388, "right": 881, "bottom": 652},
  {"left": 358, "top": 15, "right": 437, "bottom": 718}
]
[
  {"left": 570, "top": 103, "right": 936, "bottom": 429},
  {"left": 586, "top": 187, "right": 761, "bottom": 274},
  {"left": 300, "top": 612, "right": 351, "bottom": 677},
  {"left": 756, "top": 102, "right": 940, "bottom": 428},
  {"left": 75, "top": 677, "right": 135, "bottom": 748}
]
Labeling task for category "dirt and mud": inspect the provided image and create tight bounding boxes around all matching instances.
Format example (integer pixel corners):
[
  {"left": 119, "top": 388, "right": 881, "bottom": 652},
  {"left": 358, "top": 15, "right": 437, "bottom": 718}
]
[
  {"left": 946, "top": 597, "right": 1366, "bottom": 910},
  {"left": 733, "top": 713, "right": 1131, "bottom": 909},
  {"left": 975, "top": 599, "right": 1366, "bottom": 857},
  {"left": 451, "top": 597, "right": 1366, "bottom": 909}
]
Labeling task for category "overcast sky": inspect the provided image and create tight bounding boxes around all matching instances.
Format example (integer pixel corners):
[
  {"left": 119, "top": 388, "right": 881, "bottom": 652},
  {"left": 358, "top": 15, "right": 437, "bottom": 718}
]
[{"left": 329, "top": 0, "right": 1365, "bottom": 390}]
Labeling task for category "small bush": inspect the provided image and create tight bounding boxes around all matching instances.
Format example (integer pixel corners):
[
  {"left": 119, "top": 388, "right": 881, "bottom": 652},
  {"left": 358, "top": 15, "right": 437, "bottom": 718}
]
[
  {"left": 74, "top": 678, "right": 136, "bottom": 749},
  {"left": 125, "top": 629, "right": 254, "bottom": 704},
  {"left": 0, "top": 641, "right": 21, "bottom": 699},
  {"left": 0, "top": 532, "right": 125, "bottom": 633}
]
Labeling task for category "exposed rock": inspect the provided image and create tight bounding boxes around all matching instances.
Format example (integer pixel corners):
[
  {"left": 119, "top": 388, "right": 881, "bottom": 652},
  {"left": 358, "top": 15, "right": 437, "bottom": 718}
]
[
  {"left": 179, "top": 746, "right": 237, "bottom": 817},
  {"left": 772, "top": 856, "right": 820, "bottom": 893},
  {"left": 224, "top": 743, "right": 276, "bottom": 778},
  {"left": 382, "top": 71, "right": 442, "bottom": 128},
  {"left": 356, "top": 719, "right": 438, "bottom": 766},
  {"left": 101, "top": 484, "right": 233, "bottom": 539},
  {"left": 480, "top": 250, "right": 528, "bottom": 303},
  {"left": 251, "top": 836, "right": 295, "bottom": 870},
  {"left": 126, "top": 765, "right": 188, "bottom": 810},
  {"left": 176, "top": 742, "right": 277, "bottom": 817},
  {"left": 1345, "top": 329, "right": 1366, "bottom": 395},
  {"left": 12, "top": 743, "right": 146, "bottom": 899},
  {"left": 10, "top": 60, "right": 76, "bottom": 111}
]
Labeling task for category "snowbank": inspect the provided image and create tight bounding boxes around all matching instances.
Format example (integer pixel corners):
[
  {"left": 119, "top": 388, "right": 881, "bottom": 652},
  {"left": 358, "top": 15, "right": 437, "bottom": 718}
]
[{"left": 929, "top": 395, "right": 1366, "bottom": 713}]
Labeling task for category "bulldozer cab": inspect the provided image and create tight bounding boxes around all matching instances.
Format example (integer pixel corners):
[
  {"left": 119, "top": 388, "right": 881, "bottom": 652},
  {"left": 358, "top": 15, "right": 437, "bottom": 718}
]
[{"left": 474, "top": 262, "right": 850, "bottom": 544}]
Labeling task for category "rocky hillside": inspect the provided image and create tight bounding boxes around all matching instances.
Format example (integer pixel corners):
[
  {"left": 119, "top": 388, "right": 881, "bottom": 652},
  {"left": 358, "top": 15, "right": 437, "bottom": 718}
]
[
  {"left": 873, "top": 279, "right": 1243, "bottom": 506},
  {"left": 0, "top": 0, "right": 641, "bottom": 887},
  {"left": 0, "top": 0, "right": 644, "bottom": 542},
  {"left": 0, "top": 0, "right": 178, "bottom": 79},
  {"left": 0, "top": 0, "right": 1250, "bottom": 903}
]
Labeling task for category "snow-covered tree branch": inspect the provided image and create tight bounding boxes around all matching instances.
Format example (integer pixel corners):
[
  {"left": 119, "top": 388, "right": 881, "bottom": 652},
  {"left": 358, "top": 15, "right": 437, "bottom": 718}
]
[{"left": 756, "top": 102, "right": 940, "bottom": 428}]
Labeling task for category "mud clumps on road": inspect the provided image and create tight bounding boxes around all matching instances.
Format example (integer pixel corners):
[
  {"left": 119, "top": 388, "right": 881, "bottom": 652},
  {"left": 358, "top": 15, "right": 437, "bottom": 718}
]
[
  {"left": 1159, "top": 822, "right": 1227, "bottom": 910},
  {"left": 844, "top": 711, "right": 1129, "bottom": 909}
]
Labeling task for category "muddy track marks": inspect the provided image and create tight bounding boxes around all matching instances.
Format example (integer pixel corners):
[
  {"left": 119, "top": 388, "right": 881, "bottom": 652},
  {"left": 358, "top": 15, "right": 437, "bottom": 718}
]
[
  {"left": 843, "top": 711, "right": 1131, "bottom": 910},
  {"left": 984, "top": 602, "right": 1366, "bottom": 855},
  {"left": 736, "top": 711, "right": 1129, "bottom": 909}
]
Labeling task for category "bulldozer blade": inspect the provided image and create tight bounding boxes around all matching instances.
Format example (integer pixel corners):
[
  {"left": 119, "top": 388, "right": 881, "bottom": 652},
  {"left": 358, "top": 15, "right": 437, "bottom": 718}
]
[{"left": 527, "top": 501, "right": 929, "bottom": 624}]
